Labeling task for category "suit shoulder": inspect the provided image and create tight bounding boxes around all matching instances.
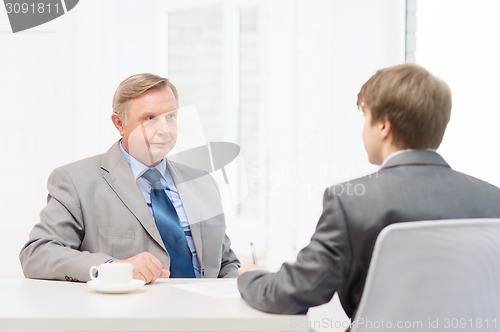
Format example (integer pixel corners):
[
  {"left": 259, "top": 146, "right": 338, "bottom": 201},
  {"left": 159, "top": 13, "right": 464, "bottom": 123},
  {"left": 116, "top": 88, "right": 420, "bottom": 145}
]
[
  {"left": 453, "top": 170, "right": 500, "bottom": 193},
  {"left": 51, "top": 153, "right": 105, "bottom": 174},
  {"left": 325, "top": 172, "right": 380, "bottom": 193}
]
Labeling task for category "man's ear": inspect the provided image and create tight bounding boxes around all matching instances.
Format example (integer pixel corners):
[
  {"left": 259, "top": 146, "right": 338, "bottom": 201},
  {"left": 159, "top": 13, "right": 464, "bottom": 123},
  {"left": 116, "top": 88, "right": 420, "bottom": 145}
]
[
  {"left": 379, "top": 116, "right": 392, "bottom": 141},
  {"left": 111, "top": 113, "right": 125, "bottom": 136}
]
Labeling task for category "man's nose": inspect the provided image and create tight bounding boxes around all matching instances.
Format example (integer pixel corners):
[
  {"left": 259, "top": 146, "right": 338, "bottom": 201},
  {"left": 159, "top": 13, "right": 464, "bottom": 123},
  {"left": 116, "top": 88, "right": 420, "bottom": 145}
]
[{"left": 155, "top": 116, "right": 170, "bottom": 134}]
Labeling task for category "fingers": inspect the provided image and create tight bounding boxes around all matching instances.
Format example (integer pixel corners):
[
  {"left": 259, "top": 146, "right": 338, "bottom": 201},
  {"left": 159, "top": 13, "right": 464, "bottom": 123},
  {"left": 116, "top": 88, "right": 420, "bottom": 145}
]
[
  {"left": 160, "top": 269, "right": 170, "bottom": 278},
  {"left": 114, "top": 252, "right": 166, "bottom": 284},
  {"left": 238, "top": 262, "right": 257, "bottom": 276}
]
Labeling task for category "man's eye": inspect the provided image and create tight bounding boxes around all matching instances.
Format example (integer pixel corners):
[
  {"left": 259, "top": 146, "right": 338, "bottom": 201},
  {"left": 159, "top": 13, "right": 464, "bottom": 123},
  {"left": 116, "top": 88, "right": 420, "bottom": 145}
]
[{"left": 146, "top": 116, "right": 155, "bottom": 121}]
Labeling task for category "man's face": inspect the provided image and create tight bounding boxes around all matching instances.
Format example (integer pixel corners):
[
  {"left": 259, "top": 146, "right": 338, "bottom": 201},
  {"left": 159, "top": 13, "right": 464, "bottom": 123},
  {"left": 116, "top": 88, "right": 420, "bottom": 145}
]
[{"left": 115, "top": 86, "right": 178, "bottom": 166}]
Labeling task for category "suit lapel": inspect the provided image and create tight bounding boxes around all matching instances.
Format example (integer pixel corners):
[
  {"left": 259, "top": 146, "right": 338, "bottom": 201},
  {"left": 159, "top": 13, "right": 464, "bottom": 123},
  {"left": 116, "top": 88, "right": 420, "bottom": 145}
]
[{"left": 100, "top": 142, "right": 165, "bottom": 250}]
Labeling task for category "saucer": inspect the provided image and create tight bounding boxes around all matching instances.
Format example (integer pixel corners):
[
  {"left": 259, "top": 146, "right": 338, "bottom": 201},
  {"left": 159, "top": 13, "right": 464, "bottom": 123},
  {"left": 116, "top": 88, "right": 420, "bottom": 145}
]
[{"left": 87, "top": 279, "right": 145, "bottom": 294}]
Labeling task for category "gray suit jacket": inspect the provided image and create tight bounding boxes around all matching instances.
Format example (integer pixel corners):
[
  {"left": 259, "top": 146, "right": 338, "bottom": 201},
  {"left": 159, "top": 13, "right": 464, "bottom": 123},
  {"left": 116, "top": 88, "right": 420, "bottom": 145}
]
[
  {"left": 238, "top": 150, "right": 500, "bottom": 318},
  {"left": 20, "top": 142, "right": 240, "bottom": 282}
]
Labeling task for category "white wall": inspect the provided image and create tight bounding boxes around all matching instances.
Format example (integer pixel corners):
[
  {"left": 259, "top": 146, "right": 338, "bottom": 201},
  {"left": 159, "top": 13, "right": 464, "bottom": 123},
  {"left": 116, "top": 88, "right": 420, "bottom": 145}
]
[
  {"left": 0, "top": 0, "right": 167, "bottom": 277},
  {"left": 415, "top": 0, "right": 500, "bottom": 188},
  {"left": 0, "top": 0, "right": 405, "bottom": 278},
  {"left": 263, "top": 0, "right": 405, "bottom": 265}
]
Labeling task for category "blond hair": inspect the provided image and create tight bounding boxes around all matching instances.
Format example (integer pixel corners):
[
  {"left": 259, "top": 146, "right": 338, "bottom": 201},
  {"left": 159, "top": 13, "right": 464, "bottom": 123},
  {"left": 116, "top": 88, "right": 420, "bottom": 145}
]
[
  {"left": 112, "top": 73, "right": 179, "bottom": 122},
  {"left": 357, "top": 63, "right": 452, "bottom": 149}
]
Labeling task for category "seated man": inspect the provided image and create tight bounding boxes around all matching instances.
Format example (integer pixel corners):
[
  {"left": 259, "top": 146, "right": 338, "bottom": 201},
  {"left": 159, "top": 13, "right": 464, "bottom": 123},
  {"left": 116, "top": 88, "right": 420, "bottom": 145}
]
[
  {"left": 237, "top": 63, "right": 500, "bottom": 320},
  {"left": 20, "top": 73, "right": 240, "bottom": 283}
]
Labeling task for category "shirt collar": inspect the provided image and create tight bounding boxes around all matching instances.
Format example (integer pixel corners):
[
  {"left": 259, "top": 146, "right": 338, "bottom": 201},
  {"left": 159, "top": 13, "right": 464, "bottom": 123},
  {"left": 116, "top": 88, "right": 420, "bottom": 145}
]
[
  {"left": 118, "top": 140, "right": 168, "bottom": 182},
  {"left": 380, "top": 148, "right": 437, "bottom": 168}
]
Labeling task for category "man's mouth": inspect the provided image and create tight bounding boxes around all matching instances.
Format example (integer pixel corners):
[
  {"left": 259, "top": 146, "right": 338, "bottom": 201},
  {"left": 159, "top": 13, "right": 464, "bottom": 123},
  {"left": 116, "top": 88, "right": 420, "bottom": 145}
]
[{"left": 148, "top": 141, "right": 169, "bottom": 146}]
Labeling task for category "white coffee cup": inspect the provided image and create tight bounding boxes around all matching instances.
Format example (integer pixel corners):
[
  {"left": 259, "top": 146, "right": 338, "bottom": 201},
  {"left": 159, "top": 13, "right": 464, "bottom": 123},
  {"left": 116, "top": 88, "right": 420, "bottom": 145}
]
[{"left": 89, "top": 263, "right": 133, "bottom": 285}]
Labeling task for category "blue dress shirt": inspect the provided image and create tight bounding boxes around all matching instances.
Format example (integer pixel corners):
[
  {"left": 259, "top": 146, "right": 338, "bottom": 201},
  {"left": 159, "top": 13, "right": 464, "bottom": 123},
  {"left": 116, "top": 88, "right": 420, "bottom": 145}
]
[{"left": 119, "top": 142, "right": 201, "bottom": 277}]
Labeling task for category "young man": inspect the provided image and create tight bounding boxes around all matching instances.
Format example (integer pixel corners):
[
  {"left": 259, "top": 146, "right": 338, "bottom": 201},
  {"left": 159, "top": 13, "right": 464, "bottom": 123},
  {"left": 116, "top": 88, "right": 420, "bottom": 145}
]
[
  {"left": 237, "top": 63, "right": 500, "bottom": 319},
  {"left": 20, "top": 73, "right": 240, "bottom": 283}
]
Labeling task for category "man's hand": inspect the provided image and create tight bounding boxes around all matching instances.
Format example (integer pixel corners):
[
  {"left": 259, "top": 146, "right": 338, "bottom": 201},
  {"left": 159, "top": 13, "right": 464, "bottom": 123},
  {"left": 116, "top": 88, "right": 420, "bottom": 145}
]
[
  {"left": 238, "top": 262, "right": 257, "bottom": 276},
  {"left": 113, "top": 252, "right": 170, "bottom": 284}
]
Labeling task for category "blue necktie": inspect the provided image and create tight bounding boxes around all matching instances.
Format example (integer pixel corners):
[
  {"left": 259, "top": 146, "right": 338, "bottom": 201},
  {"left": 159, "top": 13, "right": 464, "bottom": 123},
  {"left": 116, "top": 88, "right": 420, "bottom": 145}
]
[{"left": 142, "top": 169, "right": 195, "bottom": 278}]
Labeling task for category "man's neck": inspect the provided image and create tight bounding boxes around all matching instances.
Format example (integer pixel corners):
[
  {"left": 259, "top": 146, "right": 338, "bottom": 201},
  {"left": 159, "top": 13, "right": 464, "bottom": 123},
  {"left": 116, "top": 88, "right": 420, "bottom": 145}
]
[{"left": 375, "top": 143, "right": 400, "bottom": 166}]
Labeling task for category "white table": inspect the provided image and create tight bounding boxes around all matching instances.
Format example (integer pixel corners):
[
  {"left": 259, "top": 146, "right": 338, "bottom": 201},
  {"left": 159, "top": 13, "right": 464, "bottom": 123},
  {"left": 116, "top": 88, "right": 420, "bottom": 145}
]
[{"left": 0, "top": 278, "right": 309, "bottom": 332}]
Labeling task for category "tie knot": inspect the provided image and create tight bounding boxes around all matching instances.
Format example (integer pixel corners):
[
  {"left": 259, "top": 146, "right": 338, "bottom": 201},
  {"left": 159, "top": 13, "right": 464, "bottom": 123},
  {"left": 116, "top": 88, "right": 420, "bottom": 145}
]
[{"left": 142, "top": 169, "right": 164, "bottom": 190}]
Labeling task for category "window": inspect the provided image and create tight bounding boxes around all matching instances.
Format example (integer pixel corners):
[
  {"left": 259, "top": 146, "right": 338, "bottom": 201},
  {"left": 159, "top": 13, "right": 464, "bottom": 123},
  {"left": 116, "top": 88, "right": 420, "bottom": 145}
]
[{"left": 165, "top": 1, "right": 265, "bottom": 257}]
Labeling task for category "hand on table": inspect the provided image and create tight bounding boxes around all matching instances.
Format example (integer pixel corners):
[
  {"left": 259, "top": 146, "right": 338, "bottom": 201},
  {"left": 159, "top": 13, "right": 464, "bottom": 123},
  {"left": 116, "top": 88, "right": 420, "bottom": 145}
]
[
  {"left": 238, "top": 262, "right": 257, "bottom": 276},
  {"left": 113, "top": 252, "right": 170, "bottom": 284}
]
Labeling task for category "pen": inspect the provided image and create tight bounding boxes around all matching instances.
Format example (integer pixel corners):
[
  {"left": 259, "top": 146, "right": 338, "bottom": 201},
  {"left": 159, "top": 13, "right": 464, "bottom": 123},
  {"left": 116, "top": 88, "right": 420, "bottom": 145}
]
[{"left": 250, "top": 242, "right": 257, "bottom": 265}]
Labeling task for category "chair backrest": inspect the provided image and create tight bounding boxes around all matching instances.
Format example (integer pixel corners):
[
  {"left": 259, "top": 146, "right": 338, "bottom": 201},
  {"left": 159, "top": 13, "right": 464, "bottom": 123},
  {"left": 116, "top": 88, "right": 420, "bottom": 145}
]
[{"left": 351, "top": 219, "right": 500, "bottom": 332}]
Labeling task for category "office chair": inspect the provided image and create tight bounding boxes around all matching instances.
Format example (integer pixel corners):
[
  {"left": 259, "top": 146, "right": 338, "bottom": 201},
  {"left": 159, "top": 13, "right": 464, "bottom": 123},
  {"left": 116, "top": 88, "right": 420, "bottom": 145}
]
[{"left": 351, "top": 219, "right": 500, "bottom": 332}]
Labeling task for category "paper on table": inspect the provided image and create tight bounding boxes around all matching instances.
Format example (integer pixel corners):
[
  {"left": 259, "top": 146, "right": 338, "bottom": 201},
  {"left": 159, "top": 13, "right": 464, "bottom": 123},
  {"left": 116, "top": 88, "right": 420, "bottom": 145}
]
[{"left": 170, "top": 279, "right": 240, "bottom": 299}]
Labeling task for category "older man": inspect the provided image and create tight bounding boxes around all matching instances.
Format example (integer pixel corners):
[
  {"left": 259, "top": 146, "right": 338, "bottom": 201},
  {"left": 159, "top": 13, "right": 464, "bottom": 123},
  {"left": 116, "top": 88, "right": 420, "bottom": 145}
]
[{"left": 20, "top": 73, "right": 240, "bottom": 283}]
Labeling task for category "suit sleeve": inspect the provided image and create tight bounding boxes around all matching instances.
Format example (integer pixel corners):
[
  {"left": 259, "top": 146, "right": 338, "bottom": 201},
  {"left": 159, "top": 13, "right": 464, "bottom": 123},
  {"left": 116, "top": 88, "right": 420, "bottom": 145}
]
[
  {"left": 19, "top": 167, "right": 111, "bottom": 282},
  {"left": 218, "top": 233, "right": 240, "bottom": 278},
  {"left": 237, "top": 189, "right": 352, "bottom": 314}
]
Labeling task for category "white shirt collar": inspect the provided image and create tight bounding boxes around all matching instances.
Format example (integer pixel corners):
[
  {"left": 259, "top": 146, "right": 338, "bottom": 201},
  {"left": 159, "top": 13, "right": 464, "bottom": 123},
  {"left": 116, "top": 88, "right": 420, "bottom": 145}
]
[{"left": 380, "top": 148, "right": 437, "bottom": 168}]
